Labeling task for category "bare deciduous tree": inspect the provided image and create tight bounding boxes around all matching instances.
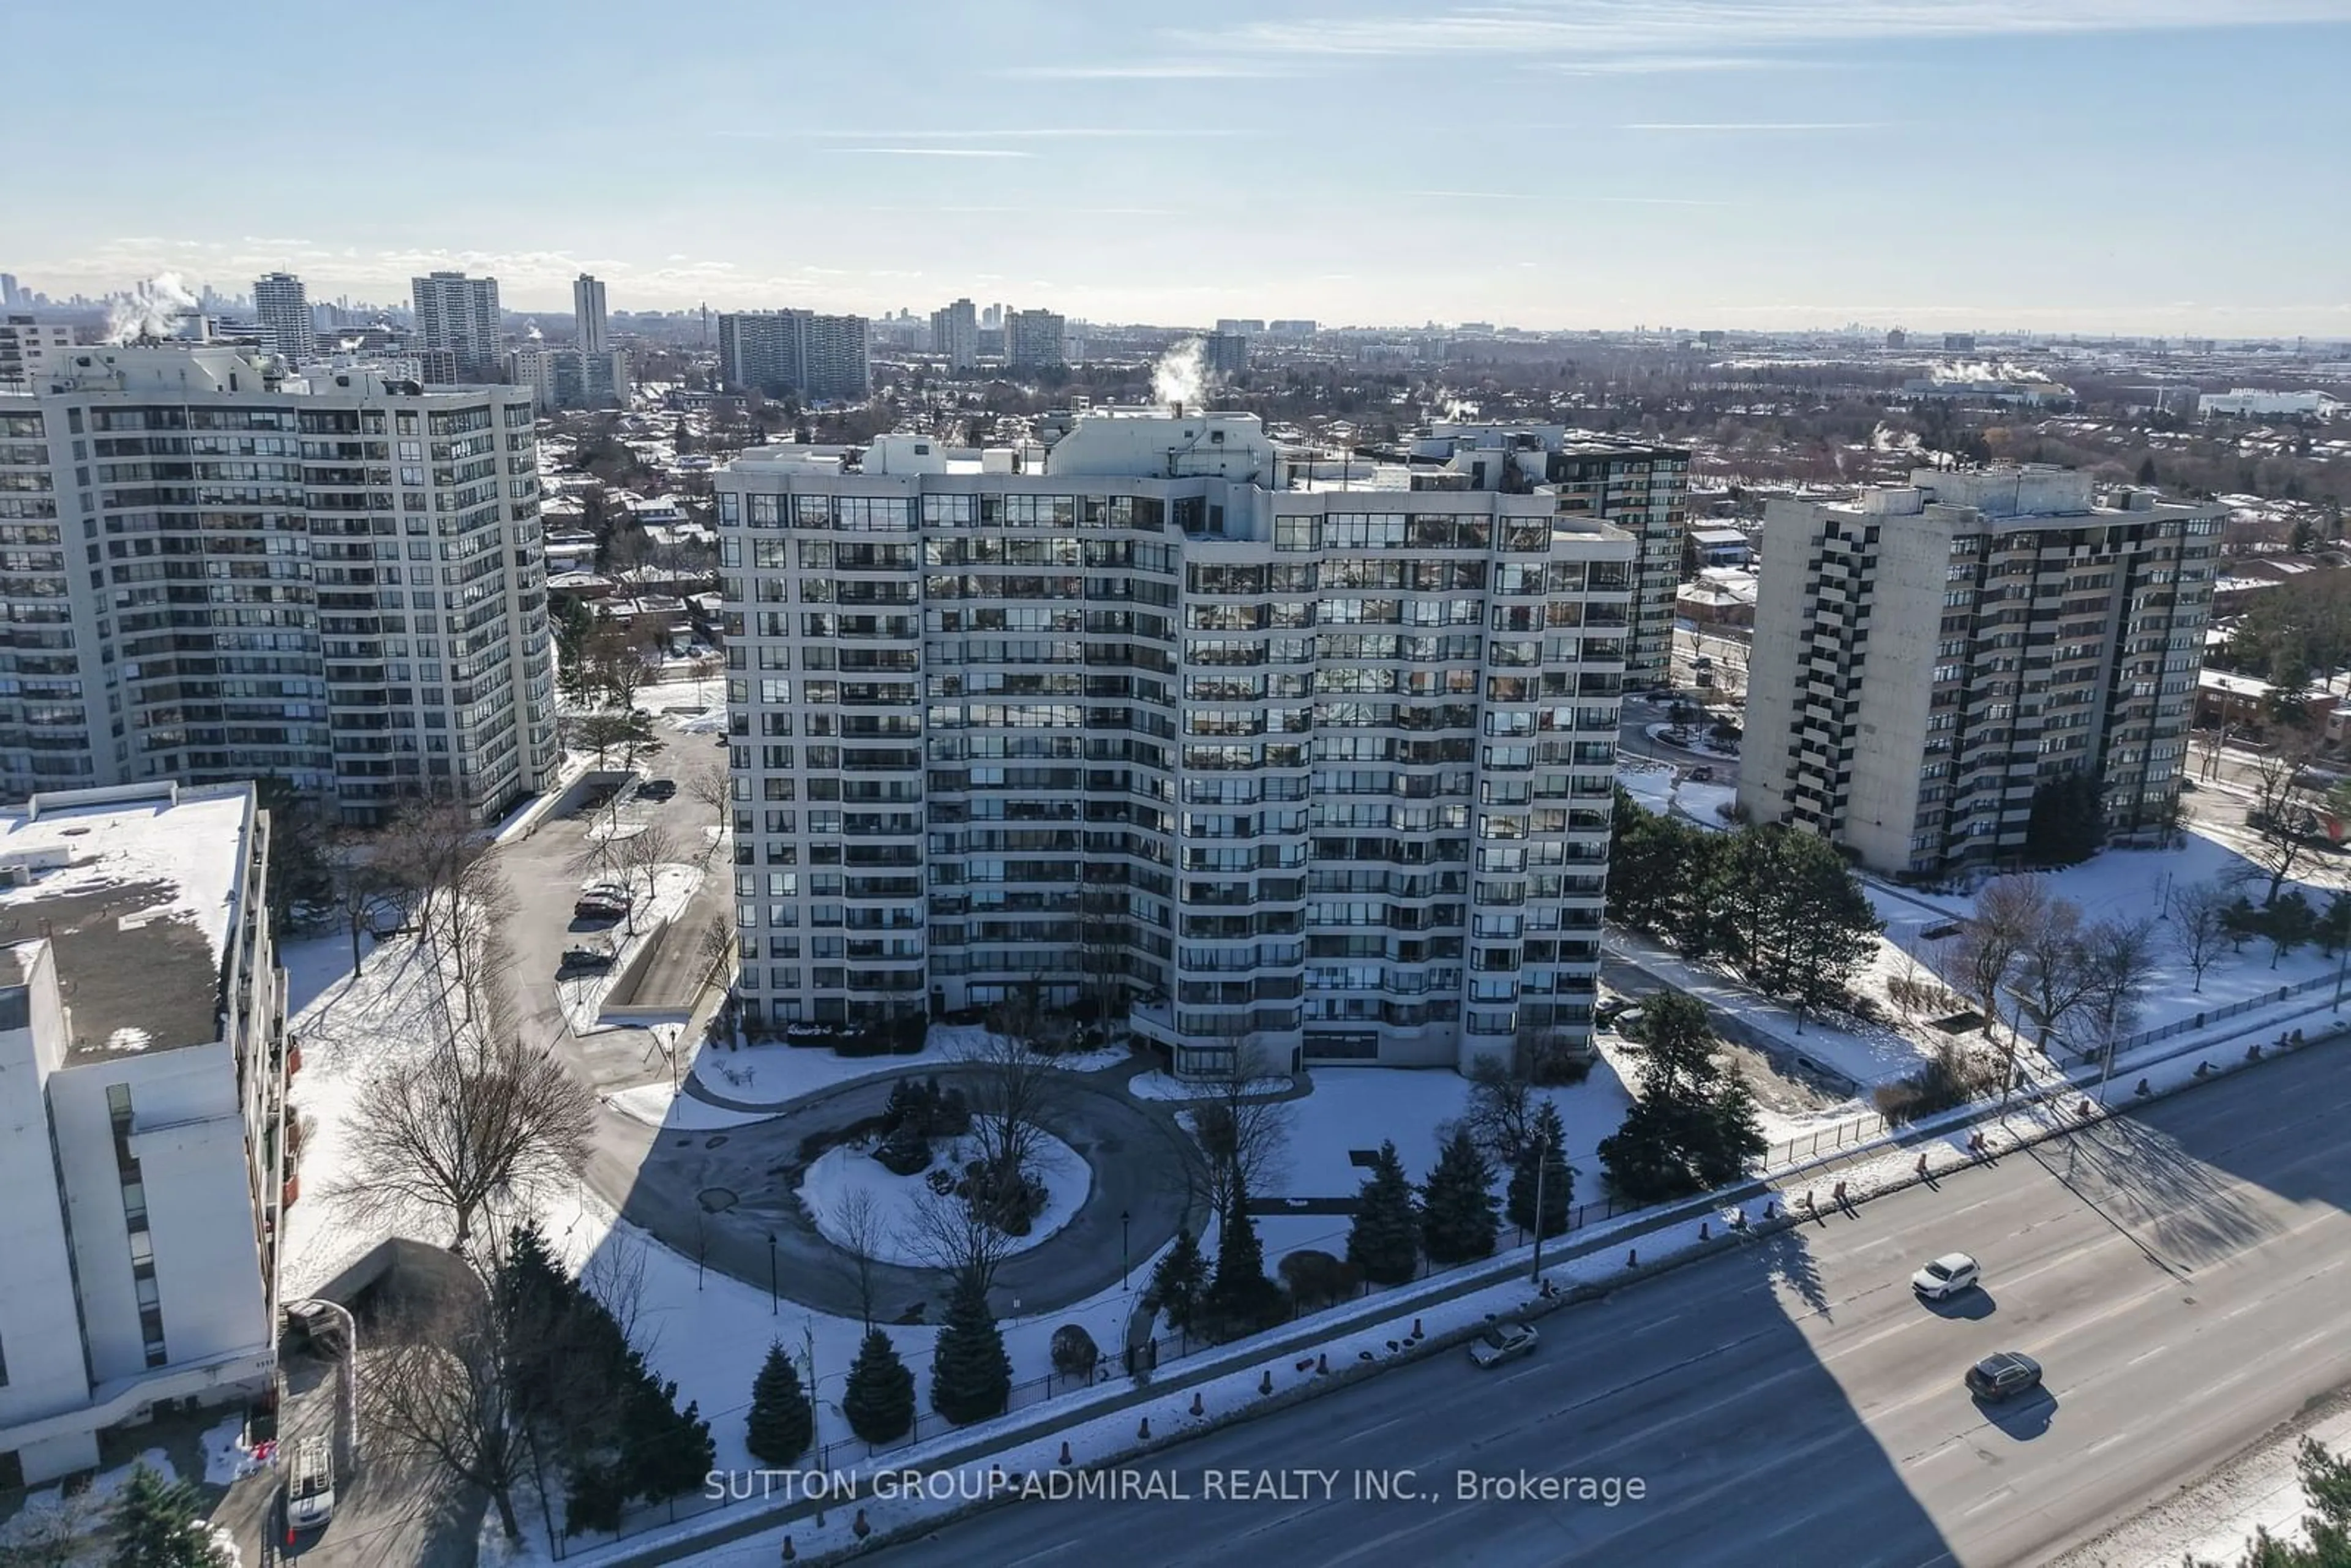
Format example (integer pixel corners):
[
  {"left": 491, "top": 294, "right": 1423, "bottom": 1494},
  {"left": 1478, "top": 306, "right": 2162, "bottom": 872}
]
[
  {"left": 828, "top": 1189, "right": 887, "bottom": 1331},
  {"left": 902, "top": 1180, "right": 1018, "bottom": 1297},
  {"left": 1455, "top": 1054, "right": 1537, "bottom": 1169},
  {"left": 685, "top": 753, "right": 733, "bottom": 858},
  {"left": 364, "top": 1277, "right": 533, "bottom": 1543},
  {"left": 2081, "top": 915, "right": 2159, "bottom": 1078},
  {"left": 615, "top": 823, "right": 680, "bottom": 938},
  {"left": 961, "top": 1003, "right": 1070, "bottom": 1198},
  {"left": 1945, "top": 874, "right": 2052, "bottom": 1050},
  {"left": 334, "top": 1032, "right": 594, "bottom": 1255},
  {"left": 2011, "top": 895, "right": 2102, "bottom": 1049},
  {"left": 2171, "top": 879, "right": 2236, "bottom": 992},
  {"left": 330, "top": 831, "right": 400, "bottom": 977},
  {"left": 1183, "top": 1032, "right": 1293, "bottom": 1220},
  {"left": 2244, "top": 741, "right": 2325, "bottom": 904},
  {"left": 377, "top": 798, "right": 492, "bottom": 950},
  {"left": 585, "top": 622, "right": 650, "bottom": 715}
]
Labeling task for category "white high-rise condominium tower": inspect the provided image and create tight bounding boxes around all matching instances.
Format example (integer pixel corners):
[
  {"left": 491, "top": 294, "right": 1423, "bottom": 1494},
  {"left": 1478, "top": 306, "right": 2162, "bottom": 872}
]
[
  {"left": 574, "top": 272, "right": 609, "bottom": 355},
  {"left": 410, "top": 269, "right": 501, "bottom": 382},
  {"left": 1419, "top": 424, "right": 1690, "bottom": 689},
  {"left": 1740, "top": 467, "right": 2221, "bottom": 876},
  {"left": 930, "top": 298, "right": 978, "bottom": 371},
  {"left": 252, "top": 272, "right": 312, "bottom": 362},
  {"left": 0, "top": 343, "right": 557, "bottom": 821},
  {"left": 715, "top": 410, "right": 1636, "bottom": 1076}
]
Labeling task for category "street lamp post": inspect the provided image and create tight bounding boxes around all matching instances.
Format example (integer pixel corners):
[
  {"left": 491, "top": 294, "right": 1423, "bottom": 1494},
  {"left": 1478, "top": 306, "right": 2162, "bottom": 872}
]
[
  {"left": 767, "top": 1232, "right": 778, "bottom": 1316},
  {"left": 1120, "top": 1210, "right": 1131, "bottom": 1289},
  {"left": 1529, "top": 1126, "right": 1551, "bottom": 1286}
]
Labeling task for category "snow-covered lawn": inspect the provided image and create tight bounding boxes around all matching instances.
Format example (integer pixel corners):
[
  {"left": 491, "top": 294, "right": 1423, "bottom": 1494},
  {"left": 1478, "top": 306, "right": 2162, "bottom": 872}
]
[
  {"left": 1865, "top": 825, "right": 2349, "bottom": 1057},
  {"left": 797, "top": 1130, "right": 1091, "bottom": 1267},
  {"left": 280, "top": 933, "right": 463, "bottom": 1299},
  {"left": 1618, "top": 756, "right": 1734, "bottom": 831},
  {"left": 1279, "top": 1065, "right": 1635, "bottom": 1204},
  {"left": 694, "top": 1024, "right": 1128, "bottom": 1110},
  {"left": 1127, "top": 1069, "right": 1291, "bottom": 1102},
  {"left": 557, "top": 862, "right": 705, "bottom": 1035}
]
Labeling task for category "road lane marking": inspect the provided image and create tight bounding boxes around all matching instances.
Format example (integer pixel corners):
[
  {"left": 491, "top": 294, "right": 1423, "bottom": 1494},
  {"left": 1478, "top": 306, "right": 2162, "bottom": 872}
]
[
  {"left": 1963, "top": 1487, "right": 2015, "bottom": 1517},
  {"left": 1342, "top": 1416, "right": 1408, "bottom": 1445},
  {"left": 2085, "top": 1433, "right": 2131, "bottom": 1456},
  {"left": 2126, "top": 1348, "right": 2166, "bottom": 1367}
]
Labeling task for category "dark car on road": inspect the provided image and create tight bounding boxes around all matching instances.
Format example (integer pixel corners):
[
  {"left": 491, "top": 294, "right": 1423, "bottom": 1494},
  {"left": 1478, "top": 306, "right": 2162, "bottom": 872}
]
[
  {"left": 558, "top": 947, "right": 615, "bottom": 975},
  {"left": 639, "top": 778, "right": 678, "bottom": 801},
  {"left": 1965, "top": 1351, "right": 2042, "bottom": 1401}
]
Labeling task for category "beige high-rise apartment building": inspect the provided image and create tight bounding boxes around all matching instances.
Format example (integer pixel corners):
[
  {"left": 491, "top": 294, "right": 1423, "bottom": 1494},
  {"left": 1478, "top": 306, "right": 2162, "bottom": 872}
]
[{"left": 1739, "top": 467, "right": 2221, "bottom": 877}]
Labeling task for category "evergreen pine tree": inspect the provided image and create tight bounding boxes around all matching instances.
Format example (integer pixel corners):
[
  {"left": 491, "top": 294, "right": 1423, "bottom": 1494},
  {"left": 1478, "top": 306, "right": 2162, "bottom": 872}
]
[
  {"left": 1505, "top": 1100, "right": 1573, "bottom": 1239},
  {"left": 1419, "top": 1127, "right": 1500, "bottom": 1264},
  {"left": 746, "top": 1341, "right": 815, "bottom": 1465},
  {"left": 1598, "top": 992, "right": 1768, "bottom": 1202},
  {"left": 108, "top": 1465, "right": 229, "bottom": 1568},
  {"left": 929, "top": 1274, "right": 1013, "bottom": 1425},
  {"left": 1144, "top": 1226, "right": 1207, "bottom": 1332},
  {"left": 842, "top": 1329, "right": 917, "bottom": 1443},
  {"left": 1204, "top": 1169, "right": 1284, "bottom": 1337},
  {"left": 1345, "top": 1139, "right": 1420, "bottom": 1286}
]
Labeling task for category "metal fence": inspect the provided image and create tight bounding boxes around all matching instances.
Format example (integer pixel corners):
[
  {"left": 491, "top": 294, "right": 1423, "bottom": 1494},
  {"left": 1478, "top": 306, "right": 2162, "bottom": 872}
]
[{"left": 2058, "top": 972, "right": 2338, "bottom": 1067}]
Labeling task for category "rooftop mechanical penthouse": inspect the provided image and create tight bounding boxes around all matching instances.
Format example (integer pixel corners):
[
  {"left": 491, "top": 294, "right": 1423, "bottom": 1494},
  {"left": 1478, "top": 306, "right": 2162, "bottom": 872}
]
[{"left": 715, "top": 409, "right": 1636, "bottom": 1078}]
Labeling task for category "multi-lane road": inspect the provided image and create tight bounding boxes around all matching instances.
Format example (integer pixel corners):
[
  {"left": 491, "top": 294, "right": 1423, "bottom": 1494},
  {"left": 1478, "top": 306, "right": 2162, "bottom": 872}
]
[{"left": 872, "top": 1040, "right": 2351, "bottom": 1567}]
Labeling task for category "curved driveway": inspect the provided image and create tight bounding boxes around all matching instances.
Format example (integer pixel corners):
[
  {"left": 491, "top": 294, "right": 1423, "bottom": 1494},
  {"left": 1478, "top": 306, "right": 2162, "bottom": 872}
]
[{"left": 585, "top": 1063, "right": 1196, "bottom": 1322}]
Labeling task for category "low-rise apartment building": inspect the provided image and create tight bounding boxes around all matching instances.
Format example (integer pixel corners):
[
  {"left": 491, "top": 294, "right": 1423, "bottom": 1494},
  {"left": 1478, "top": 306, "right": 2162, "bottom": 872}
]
[{"left": 0, "top": 781, "right": 285, "bottom": 1487}]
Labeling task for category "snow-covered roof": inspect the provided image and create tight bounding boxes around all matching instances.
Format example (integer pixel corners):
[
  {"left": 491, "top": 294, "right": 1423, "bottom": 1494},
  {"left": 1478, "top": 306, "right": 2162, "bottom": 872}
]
[{"left": 0, "top": 783, "right": 253, "bottom": 1058}]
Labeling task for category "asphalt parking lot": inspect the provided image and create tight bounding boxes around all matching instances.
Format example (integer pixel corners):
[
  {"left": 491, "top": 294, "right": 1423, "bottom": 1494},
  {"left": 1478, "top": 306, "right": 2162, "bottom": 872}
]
[{"left": 497, "top": 757, "right": 730, "bottom": 1090}]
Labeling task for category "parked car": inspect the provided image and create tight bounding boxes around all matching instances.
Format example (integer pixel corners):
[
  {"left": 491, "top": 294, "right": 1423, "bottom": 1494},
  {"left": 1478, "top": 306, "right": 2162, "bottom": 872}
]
[
  {"left": 1964, "top": 1351, "right": 2043, "bottom": 1401},
  {"left": 573, "top": 894, "right": 630, "bottom": 921},
  {"left": 1468, "top": 1321, "right": 1539, "bottom": 1369},
  {"left": 285, "top": 1435, "right": 336, "bottom": 1534},
  {"left": 638, "top": 777, "right": 678, "bottom": 801},
  {"left": 1911, "top": 1252, "right": 1981, "bottom": 1300},
  {"left": 1687, "top": 765, "right": 1715, "bottom": 782},
  {"left": 559, "top": 947, "right": 615, "bottom": 975}
]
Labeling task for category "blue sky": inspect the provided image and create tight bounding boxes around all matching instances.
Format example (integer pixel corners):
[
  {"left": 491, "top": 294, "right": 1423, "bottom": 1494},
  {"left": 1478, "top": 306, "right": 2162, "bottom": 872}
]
[{"left": 12, "top": 0, "right": 2350, "bottom": 334}]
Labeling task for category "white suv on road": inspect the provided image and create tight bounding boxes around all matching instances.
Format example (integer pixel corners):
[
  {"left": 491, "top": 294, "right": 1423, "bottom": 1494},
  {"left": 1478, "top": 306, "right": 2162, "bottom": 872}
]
[{"left": 1911, "top": 1252, "right": 1981, "bottom": 1300}]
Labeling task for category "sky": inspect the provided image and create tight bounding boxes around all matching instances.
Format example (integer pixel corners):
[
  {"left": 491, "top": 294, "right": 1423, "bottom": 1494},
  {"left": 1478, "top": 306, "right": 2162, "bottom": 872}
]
[{"left": 10, "top": 0, "right": 2351, "bottom": 336}]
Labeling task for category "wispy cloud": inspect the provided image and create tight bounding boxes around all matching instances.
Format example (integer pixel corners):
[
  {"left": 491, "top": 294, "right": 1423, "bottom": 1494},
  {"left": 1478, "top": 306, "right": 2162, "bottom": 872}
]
[
  {"left": 863, "top": 204, "right": 1183, "bottom": 216},
  {"left": 1539, "top": 53, "right": 1808, "bottom": 75},
  {"left": 1177, "top": 1, "right": 2349, "bottom": 62},
  {"left": 995, "top": 61, "right": 1297, "bottom": 80},
  {"left": 819, "top": 127, "right": 1241, "bottom": 141},
  {"left": 1619, "top": 121, "right": 1882, "bottom": 131},
  {"left": 829, "top": 147, "right": 1036, "bottom": 159},
  {"left": 1405, "top": 188, "right": 1734, "bottom": 205}
]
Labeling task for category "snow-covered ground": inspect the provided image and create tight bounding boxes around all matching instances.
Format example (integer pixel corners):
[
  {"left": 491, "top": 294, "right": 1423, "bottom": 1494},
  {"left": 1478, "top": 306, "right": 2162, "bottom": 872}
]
[
  {"left": 608, "top": 1081, "right": 776, "bottom": 1131},
  {"left": 1127, "top": 1069, "right": 1291, "bottom": 1102},
  {"left": 280, "top": 933, "right": 467, "bottom": 1298},
  {"left": 797, "top": 1130, "right": 1091, "bottom": 1268},
  {"left": 1865, "top": 827, "right": 2349, "bottom": 1056},
  {"left": 694, "top": 1024, "right": 1129, "bottom": 1110},
  {"left": 1611, "top": 931, "right": 1937, "bottom": 1090},
  {"left": 1280, "top": 1065, "right": 1634, "bottom": 1201},
  {"left": 1619, "top": 756, "right": 1736, "bottom": 831}
]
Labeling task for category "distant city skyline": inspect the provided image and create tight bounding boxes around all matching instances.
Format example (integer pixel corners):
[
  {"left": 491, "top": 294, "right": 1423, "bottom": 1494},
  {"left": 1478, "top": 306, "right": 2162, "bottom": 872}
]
[{"left": 9, "top": 0, "right": 2351, "bottom": 336}]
